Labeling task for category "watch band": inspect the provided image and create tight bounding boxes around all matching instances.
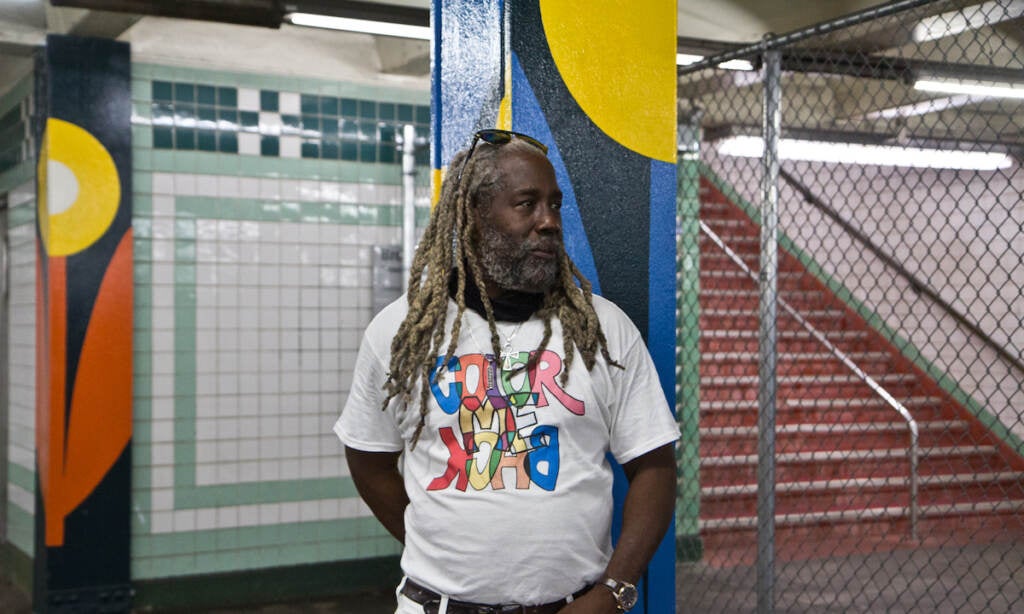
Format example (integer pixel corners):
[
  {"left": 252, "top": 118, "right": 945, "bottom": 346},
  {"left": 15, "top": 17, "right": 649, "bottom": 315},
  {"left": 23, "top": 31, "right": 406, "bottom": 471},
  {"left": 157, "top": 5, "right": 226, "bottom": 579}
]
[{"left": 598, "top": 576, "right": 638, "bottom": 612}]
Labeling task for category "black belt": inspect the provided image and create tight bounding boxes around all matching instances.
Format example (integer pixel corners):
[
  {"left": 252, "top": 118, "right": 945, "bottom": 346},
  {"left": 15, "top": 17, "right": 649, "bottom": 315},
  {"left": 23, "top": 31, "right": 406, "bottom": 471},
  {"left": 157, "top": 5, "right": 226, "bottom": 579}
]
[{"left": 400, "top": 578, "right": 590, "bottom": 614}]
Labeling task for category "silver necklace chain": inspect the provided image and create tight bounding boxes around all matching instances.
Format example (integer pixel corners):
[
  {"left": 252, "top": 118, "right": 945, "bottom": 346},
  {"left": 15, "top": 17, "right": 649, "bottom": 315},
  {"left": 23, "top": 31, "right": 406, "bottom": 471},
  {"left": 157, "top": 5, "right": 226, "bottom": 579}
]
[{"left": 466, "top": 320, "right": 525, "bottom": 369}]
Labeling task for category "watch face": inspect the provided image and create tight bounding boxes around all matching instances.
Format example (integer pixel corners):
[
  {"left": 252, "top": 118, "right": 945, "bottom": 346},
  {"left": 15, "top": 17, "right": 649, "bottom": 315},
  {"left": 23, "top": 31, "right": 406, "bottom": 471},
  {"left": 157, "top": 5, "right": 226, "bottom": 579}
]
[{"left": 619, "top": 584, "right": 639, "bottom": 609}]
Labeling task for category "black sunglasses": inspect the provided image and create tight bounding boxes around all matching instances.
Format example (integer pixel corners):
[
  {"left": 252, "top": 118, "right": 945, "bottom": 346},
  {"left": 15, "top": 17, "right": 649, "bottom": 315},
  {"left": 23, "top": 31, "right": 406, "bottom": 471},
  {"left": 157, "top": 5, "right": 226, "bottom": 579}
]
[{"left": 456, "top": 129, "right": 548, "bottom": 181}]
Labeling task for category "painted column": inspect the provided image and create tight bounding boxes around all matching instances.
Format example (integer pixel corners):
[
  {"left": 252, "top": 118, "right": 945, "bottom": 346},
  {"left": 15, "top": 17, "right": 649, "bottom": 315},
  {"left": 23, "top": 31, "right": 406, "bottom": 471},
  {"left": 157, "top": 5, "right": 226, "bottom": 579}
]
[
  {"left": 34, "top": 35, "right": 133, "bottom": 613},
  {"left": 433, "top": 1, "right": 677, "bottom": 610}
]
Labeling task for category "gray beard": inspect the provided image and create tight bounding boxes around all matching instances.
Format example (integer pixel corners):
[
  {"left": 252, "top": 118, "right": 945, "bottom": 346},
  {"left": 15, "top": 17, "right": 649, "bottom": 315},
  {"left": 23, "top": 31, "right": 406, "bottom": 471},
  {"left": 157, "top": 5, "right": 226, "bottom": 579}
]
[{"left": 477, "top": 225, "right": 560, "bottom": 294}]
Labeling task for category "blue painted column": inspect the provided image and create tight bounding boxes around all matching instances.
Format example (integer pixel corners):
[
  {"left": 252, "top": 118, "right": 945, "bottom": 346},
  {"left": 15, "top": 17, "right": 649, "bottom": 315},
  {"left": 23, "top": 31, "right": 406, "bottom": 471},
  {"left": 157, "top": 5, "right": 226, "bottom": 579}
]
[{"left": 432, "top": 1, "right": 678, "bottom": 610}]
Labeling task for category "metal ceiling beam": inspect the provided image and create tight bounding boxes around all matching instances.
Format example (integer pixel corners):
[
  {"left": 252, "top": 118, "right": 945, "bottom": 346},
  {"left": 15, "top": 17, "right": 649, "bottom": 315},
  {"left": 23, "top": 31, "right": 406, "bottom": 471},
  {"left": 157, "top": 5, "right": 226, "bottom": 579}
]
[{"left": 50, "top": 0, "right": 286, "bottom": 29}]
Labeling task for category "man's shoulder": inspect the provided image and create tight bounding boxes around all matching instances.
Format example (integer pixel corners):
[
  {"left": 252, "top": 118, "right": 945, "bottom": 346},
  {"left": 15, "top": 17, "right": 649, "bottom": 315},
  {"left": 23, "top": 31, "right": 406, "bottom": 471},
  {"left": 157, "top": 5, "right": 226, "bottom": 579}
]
[
  {"left": 363, "top": 295, "right": 410, "bottom": 343},
  {"left": 586, "top": 292, "right": 642, "bottom": 348}
]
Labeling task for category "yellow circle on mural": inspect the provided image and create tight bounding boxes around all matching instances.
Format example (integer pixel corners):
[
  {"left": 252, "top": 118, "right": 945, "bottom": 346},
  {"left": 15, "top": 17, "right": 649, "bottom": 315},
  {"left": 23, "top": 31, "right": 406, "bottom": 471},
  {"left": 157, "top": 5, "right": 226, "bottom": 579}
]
[
  {"left": 539, "top": 0, "right": 676, "bottom": 163},
  {"left": 37, "top": 118, "right": 121, "bottom": 256}
]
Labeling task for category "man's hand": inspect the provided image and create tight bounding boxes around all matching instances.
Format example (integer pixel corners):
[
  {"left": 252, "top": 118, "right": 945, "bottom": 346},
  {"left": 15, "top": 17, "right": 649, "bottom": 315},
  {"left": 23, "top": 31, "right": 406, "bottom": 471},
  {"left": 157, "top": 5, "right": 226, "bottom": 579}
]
[
  {"left": 345, "top": 446, "right": 408, "bottom": 543},
  {"left": 557, "top": 586, "right": 620, "bottom": 613}
]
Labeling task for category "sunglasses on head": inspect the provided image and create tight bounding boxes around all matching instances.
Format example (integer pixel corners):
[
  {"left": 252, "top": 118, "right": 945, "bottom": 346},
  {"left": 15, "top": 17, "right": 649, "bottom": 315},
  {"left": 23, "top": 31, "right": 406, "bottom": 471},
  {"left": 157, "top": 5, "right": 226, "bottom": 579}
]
[{"left": 456, "top": 129, "right": 548, "bottom": 181}]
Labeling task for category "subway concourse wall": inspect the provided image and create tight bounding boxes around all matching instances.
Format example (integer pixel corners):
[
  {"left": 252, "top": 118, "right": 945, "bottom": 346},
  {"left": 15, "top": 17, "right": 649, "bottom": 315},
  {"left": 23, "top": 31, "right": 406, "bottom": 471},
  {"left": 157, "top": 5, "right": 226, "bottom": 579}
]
[
  {"left": 0, "top": 73, "right": 37, "bottom": 588},
  {"left": 1, "top": 17, "right": 434, "bottom": 610}
]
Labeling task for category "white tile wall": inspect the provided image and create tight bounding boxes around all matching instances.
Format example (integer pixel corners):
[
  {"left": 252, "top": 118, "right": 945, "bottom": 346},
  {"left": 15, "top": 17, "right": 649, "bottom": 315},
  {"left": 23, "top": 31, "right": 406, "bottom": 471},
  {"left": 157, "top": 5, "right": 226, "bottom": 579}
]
[{"left": 145, "top": 172, "right": 409, "bottom": 531}]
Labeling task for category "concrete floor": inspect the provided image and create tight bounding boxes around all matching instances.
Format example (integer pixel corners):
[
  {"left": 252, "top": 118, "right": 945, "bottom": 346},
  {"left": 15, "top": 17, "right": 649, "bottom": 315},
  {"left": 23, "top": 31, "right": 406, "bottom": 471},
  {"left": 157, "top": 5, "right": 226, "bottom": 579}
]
[{"left": 3, "top": 542, "right": 1022, "bottom": 613}]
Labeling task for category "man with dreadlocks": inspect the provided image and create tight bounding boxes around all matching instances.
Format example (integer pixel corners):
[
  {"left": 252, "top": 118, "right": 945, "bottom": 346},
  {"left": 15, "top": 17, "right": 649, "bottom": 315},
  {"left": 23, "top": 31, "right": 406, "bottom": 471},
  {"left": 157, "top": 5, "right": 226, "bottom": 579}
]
[{"left": 334, "top": 129, "right": 678, "bottom": 614}]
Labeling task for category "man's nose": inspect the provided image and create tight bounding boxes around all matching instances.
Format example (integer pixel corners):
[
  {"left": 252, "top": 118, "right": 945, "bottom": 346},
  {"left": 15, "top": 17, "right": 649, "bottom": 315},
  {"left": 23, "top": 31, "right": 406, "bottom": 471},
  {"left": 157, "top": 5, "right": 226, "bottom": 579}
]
[{"left": 535, "top": 202, "right": 561, "bottom": 234}]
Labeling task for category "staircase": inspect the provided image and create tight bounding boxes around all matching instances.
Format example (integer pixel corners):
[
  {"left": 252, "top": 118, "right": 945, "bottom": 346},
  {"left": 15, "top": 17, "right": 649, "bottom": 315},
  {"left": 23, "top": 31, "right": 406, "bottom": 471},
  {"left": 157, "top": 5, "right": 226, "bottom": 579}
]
[{"left": 697, "top": 176, "right": 1024, "bottom": 567}]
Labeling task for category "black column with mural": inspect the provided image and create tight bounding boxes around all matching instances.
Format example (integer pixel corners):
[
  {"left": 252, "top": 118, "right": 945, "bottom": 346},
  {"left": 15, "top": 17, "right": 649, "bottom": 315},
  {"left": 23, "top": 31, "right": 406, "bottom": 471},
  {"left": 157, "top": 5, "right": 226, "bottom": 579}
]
[{"left": 33, "top": 35, "right": 134, "bottom": 613}]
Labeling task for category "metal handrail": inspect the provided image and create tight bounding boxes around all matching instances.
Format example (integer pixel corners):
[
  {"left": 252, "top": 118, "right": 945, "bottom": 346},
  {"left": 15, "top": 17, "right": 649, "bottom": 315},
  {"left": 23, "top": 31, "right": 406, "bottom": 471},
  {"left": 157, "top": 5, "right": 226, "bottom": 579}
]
[
  {"left": 780, "top": 169, "right": 1024, "bottom": 377},
  {"left": 700, "top": 219, "right": 920, "bottom": 540}
]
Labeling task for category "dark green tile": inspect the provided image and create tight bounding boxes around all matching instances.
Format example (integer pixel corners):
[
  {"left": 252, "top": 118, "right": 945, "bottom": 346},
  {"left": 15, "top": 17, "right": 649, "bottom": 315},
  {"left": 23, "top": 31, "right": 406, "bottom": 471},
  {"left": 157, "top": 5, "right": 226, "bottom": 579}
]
[
  {"left": 152, "top": 81, "right": 173, "bottom": 102},
  {"left": 261, "top": 135, "right": 279, "bottom": 157},
  {"left": 174, "top": 83, "right": 195, "bottom": 103},
  {"left": 281, "top": 114, "right": 301, "bottom": 135},
  {"left": 358, "top": 100, "right": 375, "bottom": 119},
  {"left": 397, "top": 104, "right": 413, "bottom": 122},
  {"left": 218, "top": 131, "right": 238, "bottom": 153},
  {"left": 300, "top": 94, "right": 319, "bottom": 115},
  {"left": 379, "top": 124, "right": 395, "bottom": 143},
  {"left": 197, "top": 85, "right": 216, "bottom": 105},
  {"left": 415, "top": 105, "right": 430, "bottom": 124},
  {"left": 340, "top": 98, "right": 357, "bottom": 117},
  {"left": 358, "top": 120, "right": 377, "bottom": 141},
  {"left": 175, "top": 129, "right": 196, "bottom": 150},
  {"left": 320, "top": 96, "right": 338, "bottom": 116},
  {"left": 321, "top": 117, "right": 337, "bottom": 136},
  {"left": 301, "top": 142, "right": 319, "bottom": 158},
  {"left": 379, "top": 145, "right": 395, "bottom": 164},
  {"left": 218, "top": 87, "right": 237, "bottom": 107},
  {"left": 321, "top": 140, "right": 339, "bottom": 160},
  {"left": 301, "top": 115, "right": 320, "bottom": 132},
  {"left": 415, "top": 148, "right": 429, "bottom": 167},
  {"left": 197, "top": 106, "right": 216, "bottom": 122},
  {"left": 379, "top": 102, "right": 395, "bottom": 120},
  {"left": 198, "top": 131, "right": 216, "bottom": 152},
  {"left": 340, "top": 118, "right": 357, "bottom": 140},
  {"left": 341, "top": 142, "right": 357, "bottom": 161},
  {"left": 217, "top": 109, "right": 238, "bottom": 130},
  {"left": 153, "top": 127, "right": 173, "bottom": 149},
  {"left": 260, "top": 90, "right": 278, "bottom": 111},
  {"left": 359, "top": 143, "right": 376, "bottom": 163},
  {"left": 152, "top": 103, "right": 173, "bottom": 123},
  {"left": 174, "top": 103, "right": 196, "bottom": 126},
  {"left": 240, "top": 111, "right": 259, "bottom": 131}
]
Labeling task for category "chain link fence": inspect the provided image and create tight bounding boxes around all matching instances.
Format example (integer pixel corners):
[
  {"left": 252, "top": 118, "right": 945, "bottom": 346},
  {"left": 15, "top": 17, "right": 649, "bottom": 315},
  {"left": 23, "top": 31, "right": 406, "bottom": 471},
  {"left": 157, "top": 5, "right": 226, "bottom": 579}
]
[{"left": 676, "top": 1, "right": 1024, "bottom": 611}]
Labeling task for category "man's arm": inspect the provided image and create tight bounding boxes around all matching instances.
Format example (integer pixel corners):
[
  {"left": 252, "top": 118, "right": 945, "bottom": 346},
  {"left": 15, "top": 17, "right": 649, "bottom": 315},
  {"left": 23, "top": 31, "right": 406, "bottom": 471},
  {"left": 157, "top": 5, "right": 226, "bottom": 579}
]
[
  {"left": 560, "top": 442, "right": 676, "bottom": 613},
  {"left": 345, "top": 446, "right": 409, "bottom": 544}
]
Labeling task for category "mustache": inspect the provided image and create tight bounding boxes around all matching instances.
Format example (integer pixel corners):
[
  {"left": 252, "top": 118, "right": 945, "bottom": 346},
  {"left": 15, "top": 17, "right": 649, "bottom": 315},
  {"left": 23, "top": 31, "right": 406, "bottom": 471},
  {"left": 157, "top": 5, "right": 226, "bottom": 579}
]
[{"left": 522, "top": 237, "right": 562, "bottom": 253}]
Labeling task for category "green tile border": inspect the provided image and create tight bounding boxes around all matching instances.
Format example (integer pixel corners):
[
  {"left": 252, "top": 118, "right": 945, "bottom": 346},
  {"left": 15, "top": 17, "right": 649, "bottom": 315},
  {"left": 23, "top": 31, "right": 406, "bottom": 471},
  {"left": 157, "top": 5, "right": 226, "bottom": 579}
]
[
  {"left": 134, "top": 63, "right": 427, "bottom": 106},
  {"left": 698, "top": 163, "right": 1024, "bottom": 456},
  {"left": 133, "top": 554, "right": 400, "bottom": 609},
  {"left": 0, "top": 160, "right": 33, "bottom": 196},
  {"left": 163, "top": 209, "right": 368, "bottom": 508},
  {"left": 4, "top": 505, "right": 34, "bottom": 563},
  {"left": 0, "top": 73, "right": 31, "bottom": 116},
  {"left": 676, "top": 157, "right": 701, "bottom": 542}
]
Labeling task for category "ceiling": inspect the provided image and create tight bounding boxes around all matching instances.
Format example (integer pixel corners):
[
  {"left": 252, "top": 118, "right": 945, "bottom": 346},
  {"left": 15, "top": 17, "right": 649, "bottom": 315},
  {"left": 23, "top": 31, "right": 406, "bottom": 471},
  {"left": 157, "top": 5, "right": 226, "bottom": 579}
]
[
  {"left": 0, "top": 0, "right": 896, "bottom": 88},
  {"left": 1, "top": 1, "right": 1021, "bottom": 154}
]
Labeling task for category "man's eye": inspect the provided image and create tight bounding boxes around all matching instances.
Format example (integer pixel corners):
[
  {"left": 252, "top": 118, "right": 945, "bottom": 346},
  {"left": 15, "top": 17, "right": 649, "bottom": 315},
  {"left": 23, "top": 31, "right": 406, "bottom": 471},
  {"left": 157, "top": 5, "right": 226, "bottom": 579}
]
[
  {"left": 516, "top": 200, "right": 534, "bottom": 208},
  {"left": 551, "top": 201, "right": 563, "bottom": 211}
]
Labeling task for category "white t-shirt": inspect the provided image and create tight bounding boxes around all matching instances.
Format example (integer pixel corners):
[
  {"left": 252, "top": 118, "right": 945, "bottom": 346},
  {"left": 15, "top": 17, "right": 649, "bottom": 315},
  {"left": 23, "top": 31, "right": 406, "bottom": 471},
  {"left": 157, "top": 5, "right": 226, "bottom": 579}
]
[{"left": 334, "top": 293, "right": 679, "bottom": 605}]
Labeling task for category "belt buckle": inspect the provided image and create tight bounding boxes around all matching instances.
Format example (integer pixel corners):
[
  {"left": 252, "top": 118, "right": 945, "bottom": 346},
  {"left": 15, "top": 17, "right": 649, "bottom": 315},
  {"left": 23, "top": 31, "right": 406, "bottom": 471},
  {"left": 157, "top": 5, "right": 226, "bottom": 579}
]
[{"left": 422, "top": 600, "right": 441, "bottom": 614}]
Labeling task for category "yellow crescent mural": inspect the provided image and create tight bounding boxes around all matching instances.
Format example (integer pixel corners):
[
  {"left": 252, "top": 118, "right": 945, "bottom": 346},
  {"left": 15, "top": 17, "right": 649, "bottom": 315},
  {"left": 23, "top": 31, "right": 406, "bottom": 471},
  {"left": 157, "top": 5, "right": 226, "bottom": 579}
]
[
  {"left": 37, "top": 118, "right": 121, "bottom": 256},
  {"left": 539, "top": 0, "right": 676, "bottom": 162}
]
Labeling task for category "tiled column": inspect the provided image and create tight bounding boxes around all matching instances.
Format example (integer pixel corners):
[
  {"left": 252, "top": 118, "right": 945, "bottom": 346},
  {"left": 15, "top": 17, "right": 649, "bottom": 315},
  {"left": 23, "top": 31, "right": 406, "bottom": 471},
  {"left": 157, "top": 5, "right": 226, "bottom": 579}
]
[
  {"left": 432, "top": 1, "right": 678, "bottom": 609},
  {"left": 34, "top": 35, "right": 133, "bottom": 612}
]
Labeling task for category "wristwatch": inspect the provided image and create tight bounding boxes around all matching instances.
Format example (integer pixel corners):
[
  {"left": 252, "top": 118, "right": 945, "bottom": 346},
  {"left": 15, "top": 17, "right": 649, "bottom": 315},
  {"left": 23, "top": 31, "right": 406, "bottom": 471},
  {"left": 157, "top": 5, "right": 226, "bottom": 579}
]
[{"left": 598, "top": 576, "right": 638, "bottom": 612}]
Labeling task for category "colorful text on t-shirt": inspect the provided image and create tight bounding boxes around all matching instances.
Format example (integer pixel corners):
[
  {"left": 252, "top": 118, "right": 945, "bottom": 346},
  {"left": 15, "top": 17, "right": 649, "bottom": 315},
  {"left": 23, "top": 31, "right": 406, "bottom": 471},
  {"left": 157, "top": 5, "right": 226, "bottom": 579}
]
[{"left": 426, "top": 350, "right": 584, "bottom": 493}]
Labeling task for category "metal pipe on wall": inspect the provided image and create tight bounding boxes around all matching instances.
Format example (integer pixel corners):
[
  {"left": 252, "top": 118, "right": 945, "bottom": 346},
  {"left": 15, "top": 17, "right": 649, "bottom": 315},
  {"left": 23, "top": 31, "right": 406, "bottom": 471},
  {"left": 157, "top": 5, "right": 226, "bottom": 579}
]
[{"left": 401, "top": 124, "right": 416, "bottom": 290}]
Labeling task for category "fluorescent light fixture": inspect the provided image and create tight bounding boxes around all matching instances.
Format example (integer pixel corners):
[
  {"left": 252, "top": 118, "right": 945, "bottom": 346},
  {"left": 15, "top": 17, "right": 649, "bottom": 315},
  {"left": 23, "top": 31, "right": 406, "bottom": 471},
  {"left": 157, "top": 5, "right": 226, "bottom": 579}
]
[
  {"left": 287, "top": 12, "right": 431, "bottom": 40},
  {"left": 913, "top": 0, "right": 1024, "bottom": 42},
  {"left": 863, "top": 94, "right": 985, "bottom": 120},
  {"left": 914, "top": 78, "right": 1024, "bottom": 100},
  {"left": 676, "top": 53, "right": 703, "bottom": 66},
  {"left": 718, "top": 59, "right": 754, "bottom": 71},
  {"left": 676, "top": 52, "right": 754, "bottom": 71},
  {"left": 717, "top": 135, "right": 1013, "bottom": 171}
]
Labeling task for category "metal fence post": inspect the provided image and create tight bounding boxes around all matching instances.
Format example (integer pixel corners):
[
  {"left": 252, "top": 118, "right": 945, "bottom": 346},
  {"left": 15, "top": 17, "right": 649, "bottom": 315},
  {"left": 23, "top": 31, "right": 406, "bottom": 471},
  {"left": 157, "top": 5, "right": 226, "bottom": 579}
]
[{"left": 757, "top": 47, "right": 782, "bottom": 614}]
